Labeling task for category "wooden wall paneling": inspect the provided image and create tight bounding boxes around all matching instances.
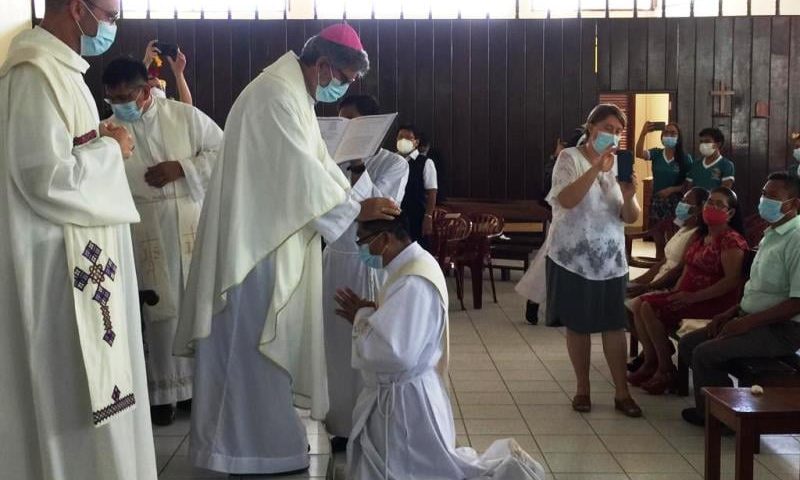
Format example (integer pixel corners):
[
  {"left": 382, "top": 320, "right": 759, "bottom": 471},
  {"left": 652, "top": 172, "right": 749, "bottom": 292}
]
[
  {"left": 415, "top": 20, "right": 435, "bottom": 140},
  {"left": 507, "top": 20, "right": 526, "bottom": 199},
  {"left": 580, "top": 19, "right": 599, "bottom": 122},
  {"left": 396, "top": 20, "right": 416, "bottom": 127},
  {"left": 140, "top": 21, "right": 159, "bottom": 57},
  {"left": 212, "top": 21, "right": 233, "bottom": 123},
  {"left": 731, "top": 17, "right": 753, "bottom": 212},
  {"left": 229, "top": 20, "right": 252, "bottom": 112},
  {"left": 286, "top": 21, "right": 306, "bottom": 55},
  {"left": 248, "top": 21, "right": 270, "bottom": 75},
  {"left": 712, "top": 17, "right": 733, "bottom": 145},
  {"left": 788, "top": 17, "right": 800, "bottom": 168},
  {"left": 664, "top": 18, "right": 679, "bottom": 91},
  {"left": 176, "top": 20, "right": 197, "bottom": 98},
  {"left": 628, "top": 19, "right": 648, "bottom": 91},
  {"left": 561, "top": 19, "right": 582, "bottom": 135},
  {"left": 488, "top": 20, "right": 509, "bottom": 199},
  {"left": 768, "top": 17, "right": 790, "bottom": 171},
  {"left": 596, "top": 19, "right": 611, "bottom": 92},
  {"left": 647, "top": 18, "right": 666, "bottom": 91},
  {"left": 432, "top": 20, "right": 453, "bottom": 199},
  {"left": 266, "top": 21, "right": 288, "bottom": 69},
  {"left": 357, "top": 20, "right": 380, "bottom": 100},
  {"left": 451, "top": 20, "right": 471, "bottom": 197},
  {"left": 525, "top": 20, "right": 545, "bottom": 199},
  {"left": 693, "top": 18, "right": 715, "bottom": 143},
  {"left": 749, "top": 17, "right": 772, "bottom": 209},
  {"left": 469, "top": 20, "right": 490, "bottom": 198},
  {"left": 543, "top": 20, "right": 563, "bottom": 194},
  {"left": 377, "top": 20, "right": 398, "bottom": 120},
  {"left": 155, "top": 20, "right": 179, "bottom": 100},
  {"left": 676, "top": 18, "right": 696, "bottom": 158},
  {"left": 194, "top": 21, "right": 215, "bottom": 121},
  {"left": 609, "top": 19, "right": 630, "bottom": 91}
]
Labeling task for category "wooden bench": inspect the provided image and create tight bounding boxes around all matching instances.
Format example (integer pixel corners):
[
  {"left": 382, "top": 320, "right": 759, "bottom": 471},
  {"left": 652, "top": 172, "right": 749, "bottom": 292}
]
[{"left": 442, "top": 198, "right": 551, "bottom": 281}]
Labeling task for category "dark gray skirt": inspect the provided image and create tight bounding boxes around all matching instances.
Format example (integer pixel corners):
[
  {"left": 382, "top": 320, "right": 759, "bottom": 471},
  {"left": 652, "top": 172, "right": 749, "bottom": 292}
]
[{"left": 546, "top": 257, "right": 628, "bottom": 334}]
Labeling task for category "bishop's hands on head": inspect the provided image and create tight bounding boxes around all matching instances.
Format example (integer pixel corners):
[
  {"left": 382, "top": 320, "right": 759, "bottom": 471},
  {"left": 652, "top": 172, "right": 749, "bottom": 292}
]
[{"left": 358, "top": 197, "right": 401, "bottom": 221}]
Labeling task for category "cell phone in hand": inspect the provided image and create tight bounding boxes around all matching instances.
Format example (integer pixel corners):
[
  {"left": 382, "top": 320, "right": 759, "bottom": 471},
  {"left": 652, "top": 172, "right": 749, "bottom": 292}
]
[
  {"left": 154, "top": 41, "right": 179, "bottom": 60},
  {"left": 616, "top": 150, "right": 634, "bottom": 183},
  {"left": 651, "top": 121, "right": 666, "bottom": 131}
]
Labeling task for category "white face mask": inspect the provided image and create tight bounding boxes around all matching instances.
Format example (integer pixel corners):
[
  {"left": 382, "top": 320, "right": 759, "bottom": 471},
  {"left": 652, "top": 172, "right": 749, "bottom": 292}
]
[
  {"left": 699, "top": 142, "right": 717, "bottom": 158},
  {"left": 150, "top": 87, "right": 166, "bottom": 99},
  {"left": 397, "top": 138, "right": 415, "bottom": 155}
]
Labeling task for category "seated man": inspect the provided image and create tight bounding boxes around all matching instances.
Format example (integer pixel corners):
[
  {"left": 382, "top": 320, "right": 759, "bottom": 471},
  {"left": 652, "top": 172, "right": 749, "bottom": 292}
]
[
  {"left": 679, "top": 172, "right": 800, "bottom": 425},
  {"left": 334, "top": 217, "right": 545, "bottom": 480}
]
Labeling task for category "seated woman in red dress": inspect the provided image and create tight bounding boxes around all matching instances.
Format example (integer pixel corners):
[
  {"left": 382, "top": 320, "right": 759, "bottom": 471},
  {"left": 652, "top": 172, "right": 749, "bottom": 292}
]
[{"left": 628, "top": 187, "right": 748, "bottom": 394}]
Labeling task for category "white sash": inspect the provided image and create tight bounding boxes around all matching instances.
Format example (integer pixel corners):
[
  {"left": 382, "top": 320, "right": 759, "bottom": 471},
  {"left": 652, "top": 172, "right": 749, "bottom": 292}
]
[{"left": 378, "top": 257, "right": 450, "bottom": 386}]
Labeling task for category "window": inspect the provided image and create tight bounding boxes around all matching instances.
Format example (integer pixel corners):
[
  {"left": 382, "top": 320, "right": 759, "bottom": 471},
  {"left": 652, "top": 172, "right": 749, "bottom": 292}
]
[{"left": 31, "top": 0, "right": 791, "bottom": 20}]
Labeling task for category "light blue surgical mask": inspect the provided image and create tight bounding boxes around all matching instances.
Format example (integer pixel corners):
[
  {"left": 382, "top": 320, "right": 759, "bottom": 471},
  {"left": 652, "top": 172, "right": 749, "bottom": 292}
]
[
  {"left": 758, "top": 196, "right": 793, "bottom": 224},
  {"left": 109, "top": 92, "right": 144, "bottom": 122},
  {"left": 592, "top": 131, "right": 619, "bottom": 153},
  {"left": 358, "top": 244, "right": 384, "bottom": 270},
  {"left": 674, "top": 201, "right": 693, "bottom": 222},
  {"left": 662, "top": 136, "right": 678, "bottom": 149},
  {"left": 76, "top": 2, "right": 117, "bottom": 57},
  {"left": 793, "top": 148, "right": 800, "bottom": 162},
  {"left": 316, "top": 66, "right": 350, "bottom": 103}
]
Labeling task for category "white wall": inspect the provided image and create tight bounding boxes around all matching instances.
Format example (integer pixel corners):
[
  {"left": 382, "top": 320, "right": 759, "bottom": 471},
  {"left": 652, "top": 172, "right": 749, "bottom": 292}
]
[
  {"left": 0, "top": 0, "right": 32, "bottom": 63},
  {"left": 633, "top": 93, "right": 671, "bottom": 228}
]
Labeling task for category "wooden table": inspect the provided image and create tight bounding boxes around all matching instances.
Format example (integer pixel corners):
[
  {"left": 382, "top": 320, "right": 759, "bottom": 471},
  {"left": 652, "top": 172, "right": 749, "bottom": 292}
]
[{"left": 705, "top": 387, "right": 800, "bottom": 480}]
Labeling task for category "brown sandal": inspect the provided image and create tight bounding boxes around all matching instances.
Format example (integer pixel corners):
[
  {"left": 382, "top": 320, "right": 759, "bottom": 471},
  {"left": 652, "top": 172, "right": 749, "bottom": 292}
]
[
  {"left": 571, "top": 395, "right": 592, "bottom": 412},
  {"left": 615, "top": 397, "right": 643, "bottom": 418}
]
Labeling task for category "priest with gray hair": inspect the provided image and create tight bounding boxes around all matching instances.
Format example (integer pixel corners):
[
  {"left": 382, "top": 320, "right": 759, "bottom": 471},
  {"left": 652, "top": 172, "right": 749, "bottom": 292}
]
[{"left": 174, "top": 23, "right": 399, "bottom": 475}]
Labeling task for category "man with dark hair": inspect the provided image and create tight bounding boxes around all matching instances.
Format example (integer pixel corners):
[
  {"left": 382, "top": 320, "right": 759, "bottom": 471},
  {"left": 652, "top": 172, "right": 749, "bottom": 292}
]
[
  {"left": 335, "top": 218, "right": 545, "bottom": 479},
  {"left": 322, "top": 94, "right": 408, "bottom": 450},
  {"left": 103, "top": 56, "right": 223, "bottom": 426},
  {"left": 679, "top": 171, "right": 800, "bottom": 426},
  {"left": 396, "top": 124, "right": 438, "bottom": 246},
  {"left": 686, "top": 127, "right": 735, "bottom": 190},
  {"left": 0, "top": 0, "right": 158, "bottom": 478},
  {"left": 174, "top": 24, "right": 399, "bottom": 475}
]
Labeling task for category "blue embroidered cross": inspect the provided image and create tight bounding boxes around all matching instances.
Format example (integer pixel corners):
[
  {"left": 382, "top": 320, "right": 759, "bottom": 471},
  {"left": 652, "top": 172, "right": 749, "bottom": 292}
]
[{"left": 73, "top": 241, "right": 118, "bottom": 347}]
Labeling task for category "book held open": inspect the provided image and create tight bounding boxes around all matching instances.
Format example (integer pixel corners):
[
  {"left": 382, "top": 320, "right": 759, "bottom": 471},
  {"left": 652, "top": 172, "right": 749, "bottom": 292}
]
[{"left": 318, "top": 113, "right": 397, "bottom": 163}]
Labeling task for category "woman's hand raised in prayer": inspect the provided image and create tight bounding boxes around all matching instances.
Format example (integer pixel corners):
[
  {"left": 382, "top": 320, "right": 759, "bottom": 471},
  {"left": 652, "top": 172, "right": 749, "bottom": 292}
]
[
  {"left": 358, "top": 197, "right": 401, "bottom": 222},
  {"left": 145, "top": 161, "right": 185, "bottom": 188},
  {"left": 335, "top": 288, "right": 376, "bottom": 324},
  {"left": 100, "top": 122, "right": 134, "bottom": 159}
]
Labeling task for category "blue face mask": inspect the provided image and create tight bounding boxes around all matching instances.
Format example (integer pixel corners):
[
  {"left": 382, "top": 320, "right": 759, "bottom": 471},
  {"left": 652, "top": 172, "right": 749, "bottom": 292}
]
[
  {"left": 662, "top": 136, "right": 678, "bottom": 149},
  {"left": 674, "top": 201, "right": 693, "bottom": 222},
  {"left": 592, "top": 131, "right": 619, "bottom": 153},
  {"left": 77, "top": 3, "right": 117, "bottom": 57},
  {"left": 758, "top": 196, "right": 792, "bottom": 224},
  {"left": 110, "top": 92, "right": 144, "bottom": 123},
  {"left": 358, "top": 244, "right": 384, "bottom": 270},
  {"left": 316, "top": 66, "right": 350, "bottom": 103}
]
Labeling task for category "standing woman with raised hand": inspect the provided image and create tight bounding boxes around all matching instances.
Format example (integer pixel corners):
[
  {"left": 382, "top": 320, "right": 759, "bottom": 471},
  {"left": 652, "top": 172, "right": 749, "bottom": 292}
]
[
  {"left": 546, "top": 104, "right": 643, "bottom": 417},
  {"left": 636, "top": 121, "right": 693, "bottom": 260}
]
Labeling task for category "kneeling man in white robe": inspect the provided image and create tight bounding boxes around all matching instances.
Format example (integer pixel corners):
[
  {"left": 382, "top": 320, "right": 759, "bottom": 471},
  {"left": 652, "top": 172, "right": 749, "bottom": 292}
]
[
  {"left": 102, "top": 57, "right": 223, "bottom": 425},
  {"left": 323, "top": 94, "right": 409, "bottom": 448},
  {"left": 174, "top": 24, "right": 400, "bottom": 475},
  {"left": 0, "top": 2, "right": 157, "bottom": 478},
  {"left": 335, "top": 218, "right": 546, "bottom": 480}
]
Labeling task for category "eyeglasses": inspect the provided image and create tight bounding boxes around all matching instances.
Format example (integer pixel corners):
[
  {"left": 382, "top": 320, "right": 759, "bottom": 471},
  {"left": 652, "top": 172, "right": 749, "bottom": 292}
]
[
  {"left": 332, "top": 66, "right": 357, "bottom": 85},
  {"left": 84, "top": 0, "right": 121, "bottom": 24},
  {"left": 355, "top": 231, "right": 383, "bottom": 246}
]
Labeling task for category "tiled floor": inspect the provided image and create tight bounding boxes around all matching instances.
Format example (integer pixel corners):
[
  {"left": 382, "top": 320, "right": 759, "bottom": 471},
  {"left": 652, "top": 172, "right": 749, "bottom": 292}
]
[{"left": 155, "top": 242, "right": 800, "bottom": 479}]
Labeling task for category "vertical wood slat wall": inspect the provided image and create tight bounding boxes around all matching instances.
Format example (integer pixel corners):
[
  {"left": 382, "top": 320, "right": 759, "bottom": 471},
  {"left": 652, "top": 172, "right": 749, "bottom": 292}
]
[{"left": 85, "top": 17, "right": 800, "bottom": 213}]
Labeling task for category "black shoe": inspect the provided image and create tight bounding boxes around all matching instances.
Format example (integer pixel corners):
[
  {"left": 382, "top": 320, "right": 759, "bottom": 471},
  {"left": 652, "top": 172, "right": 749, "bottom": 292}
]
[
  {"left": 525, "top": 301, "right": 539, "bottom": 325},
  {"left": 151, "top": 404, "right": 176, "bottom": 426},
  {"left": 330, "top": 436, "right": 349, "bottom": 453},
  {"left": 627, "top": 353, "right": 644, "bottom": 372},
  {"left": 176, "top": 399, "right": 192, "bottom": 412},
  {"left": 682, "top": 407, "right": 705, "bottom": 426}
]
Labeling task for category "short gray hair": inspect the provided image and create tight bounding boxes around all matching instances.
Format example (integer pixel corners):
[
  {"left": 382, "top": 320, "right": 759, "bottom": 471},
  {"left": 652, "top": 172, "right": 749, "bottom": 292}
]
[{"left": 299, "top": 36, "right": 370, "bottom": 78}]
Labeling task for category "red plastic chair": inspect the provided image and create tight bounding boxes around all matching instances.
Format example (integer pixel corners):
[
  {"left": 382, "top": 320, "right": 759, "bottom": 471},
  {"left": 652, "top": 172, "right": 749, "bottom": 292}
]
[{"left": 458, "top": 213, "right": 505, "bottom": 304}]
